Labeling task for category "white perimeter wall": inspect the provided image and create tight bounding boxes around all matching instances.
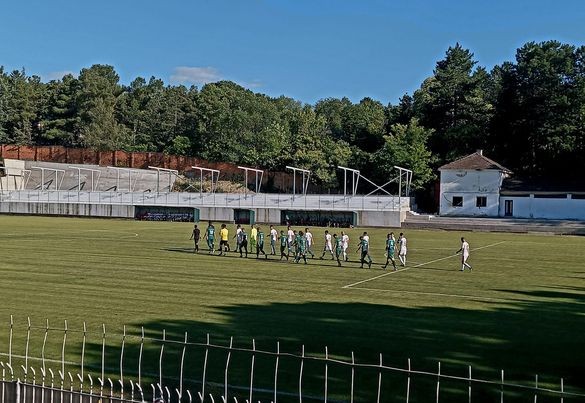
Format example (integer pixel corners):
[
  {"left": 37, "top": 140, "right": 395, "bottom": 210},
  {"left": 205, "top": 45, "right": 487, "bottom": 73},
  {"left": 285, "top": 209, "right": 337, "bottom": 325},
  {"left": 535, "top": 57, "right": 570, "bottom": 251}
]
[
  {"left": 499, "top": 195, "right": 585, "bottom": 220},
  {"left": 440, "top": 169, "right": 504, "bottom": 217}
]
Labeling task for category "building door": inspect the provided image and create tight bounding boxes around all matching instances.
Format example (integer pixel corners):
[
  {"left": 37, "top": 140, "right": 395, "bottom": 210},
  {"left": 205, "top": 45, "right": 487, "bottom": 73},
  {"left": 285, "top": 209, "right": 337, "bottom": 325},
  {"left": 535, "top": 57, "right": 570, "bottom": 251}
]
[{"left": 504, "top": 200, "right": 513, "bottom": 217}]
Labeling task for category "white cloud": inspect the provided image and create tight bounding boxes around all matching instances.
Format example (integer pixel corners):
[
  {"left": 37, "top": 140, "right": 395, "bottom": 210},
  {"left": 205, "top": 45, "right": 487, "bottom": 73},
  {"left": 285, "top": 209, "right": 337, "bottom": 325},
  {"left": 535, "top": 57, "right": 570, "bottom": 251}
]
[
  {"left": 170, "top": 66, "right": 221, "bottom": 85},
  {"left": 44, "top": 70, "right": 76, "bottom": 81}
]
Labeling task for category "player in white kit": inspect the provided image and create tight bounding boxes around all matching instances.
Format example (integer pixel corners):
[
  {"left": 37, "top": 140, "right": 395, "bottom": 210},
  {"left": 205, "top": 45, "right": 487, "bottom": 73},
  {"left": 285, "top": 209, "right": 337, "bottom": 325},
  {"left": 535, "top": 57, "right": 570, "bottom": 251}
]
[
  {"left": 319, "top": 230, "right": 334, "bottom": 260},
  {"left": 341, "top": 231, "right": 350, "bottom": 261},
  {"left": 269, "top": 225, "right": 278, "bottom": 255},
  {"left": 456, "top": 237, "right": 472, "bottom": 271},
  {"left": 287, "top": 226, "right": 295, "bottom": 256},
  {"left": 398, "top": 232, "right": 407, "bottom": 266},
  {"left": 304, "top": 228, "right": 315, "bottom": 258}
]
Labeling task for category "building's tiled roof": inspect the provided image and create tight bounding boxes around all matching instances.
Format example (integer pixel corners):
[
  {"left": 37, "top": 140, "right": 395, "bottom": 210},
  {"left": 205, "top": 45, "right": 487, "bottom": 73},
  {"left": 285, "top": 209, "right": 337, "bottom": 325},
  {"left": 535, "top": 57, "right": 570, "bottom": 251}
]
[{"left": 439, "top": 151, "right": 512, "bottom": 173}]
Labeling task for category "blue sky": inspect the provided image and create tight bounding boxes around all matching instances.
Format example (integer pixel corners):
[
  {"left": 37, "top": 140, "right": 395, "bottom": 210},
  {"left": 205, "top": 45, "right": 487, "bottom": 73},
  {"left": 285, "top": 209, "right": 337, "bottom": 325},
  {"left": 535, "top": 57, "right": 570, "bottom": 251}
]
[{"left": 1, "top": 0, "right": 584, "bottom": 104}]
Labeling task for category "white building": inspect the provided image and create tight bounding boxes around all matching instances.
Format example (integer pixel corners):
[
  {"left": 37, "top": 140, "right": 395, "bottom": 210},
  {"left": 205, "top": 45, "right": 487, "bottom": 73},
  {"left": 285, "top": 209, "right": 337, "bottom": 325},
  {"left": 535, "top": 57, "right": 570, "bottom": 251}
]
[
  {"left": 438, "top": 151, "right": 585, "bottom": 220},
  {"left": 439, "top": 150, "right": 511, "bottom": 217}
]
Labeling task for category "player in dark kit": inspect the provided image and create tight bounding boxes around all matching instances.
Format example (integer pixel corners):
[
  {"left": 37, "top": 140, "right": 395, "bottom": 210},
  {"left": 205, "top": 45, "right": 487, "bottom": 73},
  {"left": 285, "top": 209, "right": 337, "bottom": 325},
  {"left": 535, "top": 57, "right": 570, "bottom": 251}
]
[
  {"left": 239, "top": 228, "right": 249, "bottom": 258},
  {"left": 279, "top": 230, "right": 289, "bottom": 260},
  {"left": 256, "top": 227, "right": 268, "bottom": 259},
  {"left": 189, "top": 225, "right": 200, "bottom": 252},
  {"left": 294, "top": 231, "right": 308, "bottom": 264},
  {"left": 204, "top": 221, "right": 215, "bottom": 254},
  {"left": 357, "top": 235, "right": 372, "bottom": 269},
  {"left": 333, "top": 233, "right": 343, "bottom": 267},
  {"left": 383, "top": 233, "right": 397, "bottom": 270}
]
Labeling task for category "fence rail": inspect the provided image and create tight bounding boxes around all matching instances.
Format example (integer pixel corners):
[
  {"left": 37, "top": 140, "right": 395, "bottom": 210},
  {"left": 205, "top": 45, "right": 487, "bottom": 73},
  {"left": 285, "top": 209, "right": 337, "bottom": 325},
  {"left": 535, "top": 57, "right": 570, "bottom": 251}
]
[
  {"left": 1, "top": 317, "right": 583, "bottom": 403},
  {"left": 0, "top": 191, "right": 410, "bottom": 212}
]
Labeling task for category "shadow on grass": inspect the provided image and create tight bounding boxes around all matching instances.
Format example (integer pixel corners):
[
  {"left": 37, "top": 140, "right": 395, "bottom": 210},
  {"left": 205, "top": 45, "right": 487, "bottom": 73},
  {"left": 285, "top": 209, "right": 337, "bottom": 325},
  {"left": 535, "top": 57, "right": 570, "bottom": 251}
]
[{"left": 75, "top": 289, "right": 585, "bottom": 403}]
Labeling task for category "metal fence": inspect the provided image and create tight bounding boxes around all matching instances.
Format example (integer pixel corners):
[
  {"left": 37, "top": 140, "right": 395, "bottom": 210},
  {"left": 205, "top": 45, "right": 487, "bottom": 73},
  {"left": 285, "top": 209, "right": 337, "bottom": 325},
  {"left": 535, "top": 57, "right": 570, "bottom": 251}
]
[
  {"left": 0, "top": 191, "right": 410, "bottom": 212},
  {"left": 1, "top": 317, "right": 583, "bottom": 403}
]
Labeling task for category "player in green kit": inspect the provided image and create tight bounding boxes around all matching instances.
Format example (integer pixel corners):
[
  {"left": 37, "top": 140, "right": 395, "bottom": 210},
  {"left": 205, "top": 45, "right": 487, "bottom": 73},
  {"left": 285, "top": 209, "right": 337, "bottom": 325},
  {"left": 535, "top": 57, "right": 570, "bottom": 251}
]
[
  {"left": 357, "top": 235, "right": 372, "bottom": 269},
  {"left": 293, "top": 230, "right": 301, "bottom": 261},
  {"left": 333, "top": 233, "right": 343, "bottom": 267},
  {"left": 383, "top": 232, "right": 397, "bottom": 270},
  {"left": 204, "top": 221, "right": 215, "bottom": 254},
  {"left": 294, "top": 231, "right": 308, "bottom": 264},
  {"left": 279, "top": 230, "right": 289, "bottom": 260},
  {"left": 256, "top": 227, "right": 267, "bottom": 259}
]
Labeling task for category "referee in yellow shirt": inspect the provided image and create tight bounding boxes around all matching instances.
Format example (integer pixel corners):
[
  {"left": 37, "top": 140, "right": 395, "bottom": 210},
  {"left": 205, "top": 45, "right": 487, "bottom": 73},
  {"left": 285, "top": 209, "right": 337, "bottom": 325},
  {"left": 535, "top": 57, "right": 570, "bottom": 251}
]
[{"left": 219, "top": 224, "right": 229, "bottom": 256}]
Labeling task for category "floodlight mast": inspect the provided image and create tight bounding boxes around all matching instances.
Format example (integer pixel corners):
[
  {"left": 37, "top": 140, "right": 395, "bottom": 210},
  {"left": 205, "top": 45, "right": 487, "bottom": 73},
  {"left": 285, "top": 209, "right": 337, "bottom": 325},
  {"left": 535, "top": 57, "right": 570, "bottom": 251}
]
[
  {"left": 191, "top": 166, "right": 220, "bottom": 195},
  {"left": 148, "top": 166, "right": 179, "bottom": 193},
  {"left": 237, "top": 166, "right": 264, "bottom": 195},
  {"left": 285, "top": 166, "right": 311, "bottom": 198},
  {"left": 337, "top": 166, "right": 360, "bottom": 196}
]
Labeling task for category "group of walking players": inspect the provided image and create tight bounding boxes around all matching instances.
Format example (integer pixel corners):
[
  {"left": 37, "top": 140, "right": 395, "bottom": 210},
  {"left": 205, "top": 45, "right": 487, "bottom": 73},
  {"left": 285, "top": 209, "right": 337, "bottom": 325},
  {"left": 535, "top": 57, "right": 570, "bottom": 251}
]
[{"left": 190, "top": 222, "right": 408, "bottom": 269}]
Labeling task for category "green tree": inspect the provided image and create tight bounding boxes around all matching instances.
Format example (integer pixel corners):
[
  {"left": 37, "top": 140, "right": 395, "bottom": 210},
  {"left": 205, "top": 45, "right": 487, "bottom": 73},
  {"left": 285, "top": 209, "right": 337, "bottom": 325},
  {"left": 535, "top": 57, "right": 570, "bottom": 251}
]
[
  {"left": 491, "top": 41, "right": 585, "bottom": 177},
  {"left": 77, "top": 65, "right": 127, "bottom": 150},
  {"left": 42, "top": 74, "right": 80, "bottom": 145},
  {"left": 414, "top": 43, "right": 493, "bottom": 163},
  {"left": 372, "top": 118, "right": 435, "bottom": 191}
]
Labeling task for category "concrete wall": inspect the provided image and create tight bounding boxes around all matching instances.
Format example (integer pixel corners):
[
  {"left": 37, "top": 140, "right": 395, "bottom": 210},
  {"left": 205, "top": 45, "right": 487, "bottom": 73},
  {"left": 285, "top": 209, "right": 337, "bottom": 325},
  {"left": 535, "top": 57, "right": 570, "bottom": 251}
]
[
  {"left": 439, "top": 169, "right": 505, "bottom": 217},
  {"left": 0, "top": 202, "right": 135, "bottom": 218},
  {"left": 499, "top": 194, "right": 585, "bottom": 220}
]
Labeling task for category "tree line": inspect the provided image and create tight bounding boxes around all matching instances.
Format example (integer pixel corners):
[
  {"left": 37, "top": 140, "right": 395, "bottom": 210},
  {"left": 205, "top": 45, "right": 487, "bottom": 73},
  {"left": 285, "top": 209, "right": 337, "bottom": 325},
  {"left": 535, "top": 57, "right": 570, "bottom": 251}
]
[{"left": 1, "top": 40, "right": 584, "bottom": 205}]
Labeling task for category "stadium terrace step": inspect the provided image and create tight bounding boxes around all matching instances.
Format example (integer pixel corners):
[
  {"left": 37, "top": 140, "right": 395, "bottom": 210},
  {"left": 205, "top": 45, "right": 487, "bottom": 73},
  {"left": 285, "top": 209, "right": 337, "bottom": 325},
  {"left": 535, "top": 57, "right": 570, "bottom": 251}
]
[{"left": 403, "top": 212, "right": 585, "bottom": 235}]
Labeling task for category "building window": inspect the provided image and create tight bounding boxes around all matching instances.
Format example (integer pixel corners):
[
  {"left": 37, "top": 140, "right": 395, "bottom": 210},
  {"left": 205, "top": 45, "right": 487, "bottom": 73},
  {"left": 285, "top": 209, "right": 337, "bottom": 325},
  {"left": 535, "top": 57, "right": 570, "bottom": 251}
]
[
  {"left": 476, "top": 196, "right": 487, "bottom": 208},
  {"left": 452, "top": 196, "right": 463, "bottom": 207}
]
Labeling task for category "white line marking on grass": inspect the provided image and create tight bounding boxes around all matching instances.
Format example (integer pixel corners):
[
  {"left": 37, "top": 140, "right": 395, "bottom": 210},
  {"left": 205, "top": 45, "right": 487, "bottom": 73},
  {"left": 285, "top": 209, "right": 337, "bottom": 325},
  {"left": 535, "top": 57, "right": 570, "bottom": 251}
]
[
  {"left": 342, "top": 241, "right": 505, "bottom": 289},
  {"left": 348, "top": 287, "right": 508, "bottom": 302}
]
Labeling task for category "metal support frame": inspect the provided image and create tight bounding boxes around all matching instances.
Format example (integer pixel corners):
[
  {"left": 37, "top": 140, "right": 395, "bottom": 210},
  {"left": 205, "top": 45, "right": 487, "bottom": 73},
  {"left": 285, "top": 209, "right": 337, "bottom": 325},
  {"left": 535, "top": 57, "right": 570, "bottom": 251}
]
[
  {"left": 107, "top": 167, "right": 140, "bottom": 192},
  {"left": 31, "top": 167, "right": 65, "bottom": 190},
  {"left": 237, "top": 166, "right": 264, "bottom": 195},
  {"left": 148, "top": 166, "right": 179, "bottom": 193},
  {"left": 69, "top": 167, "right": 102, "bottom": 191},
  {"left": 337, "top": 166, "right": 360, "bottom": 197},
  {"left": 0, "top": 167, "right": 30, "bottom": 191},
  {"left": 285, "top": 166, "right": 311, "bottom": 198},
  {"left": 191, "top": 166, "right": 220, "bottom": 195}
]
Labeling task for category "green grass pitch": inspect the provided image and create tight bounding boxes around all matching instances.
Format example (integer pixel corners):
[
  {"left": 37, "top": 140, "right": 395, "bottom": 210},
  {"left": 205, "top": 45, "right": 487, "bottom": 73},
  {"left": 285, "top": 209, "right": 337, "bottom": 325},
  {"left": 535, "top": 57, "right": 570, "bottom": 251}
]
[{"left": 0, "top": 215, "right": 584, "bottom": 402}]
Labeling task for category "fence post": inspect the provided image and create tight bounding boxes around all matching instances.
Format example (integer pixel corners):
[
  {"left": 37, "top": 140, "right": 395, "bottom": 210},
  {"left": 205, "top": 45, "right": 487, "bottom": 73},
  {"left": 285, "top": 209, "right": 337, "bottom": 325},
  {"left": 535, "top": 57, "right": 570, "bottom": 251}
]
[
  {"left": 500, "top": 370, "right": 504, "bottom": 403},
  {"left": 120, "top": 325, "right": 127, "bottom": 384},
  {"left": 180, "top": 331, "right": 188, "bottom": 401},
  {"left": 81, "top": 322, "right": 86, "bottom": 380},
  {"left": 61, "top": 320, "right": 67, "bottom": 381},
  {"left": 9, "top": 315, "right": 13, "bottom": 367},
  {"left": 15, "top": 380, "right": 20, "bottom": 403},
  {"left": 224, "top": 337, "right": 233, "bottom": 403},
  {"left": 41, "top": 320, "right": 48, "bottom": 374},
  {"left": 406, "top": 359, "right": 411, "bottom": 403},
  {"left": 139, "top": 326, "right": 145, "bottom": 386},
  {"left": 350, "top": 352, "right": 355, "bottom": 403},
  {"left": 101, "top": 324, "right": 106, "bottom": 385},
  {"left": 560, "top": 378, "right": 564, "bottom": 403},
  {"left": 436, "top": 362, "right": 441, "bottom": 403},
  {"left": 533, "top": 374, "right": 537, "bottom": 403},
  {"left": 298, "top": 345, "right": 304, "bottom": 403},
  {"left": 273, "top": 342, "right": 279, "bottom": 403},
  {"left": 468, "top": 365, "right": 472, "bottom": 403},
  {"left": 324, "top": 347, "right": 328, "bottom": 403},
  {"left": 376, "top": 354, "right": 382, "bottom": 403},
  {"left": 25, "top": 318, "right": 31, "bottom": 371},
  {"left": 201, "top": 334, "right": 210, "bottom": 403},
  {"left": 159, "top": 329, "right": 166, "bottom": 390},
  {"left": 249, "top": 340, "right": 256, "bottom": 403}
]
